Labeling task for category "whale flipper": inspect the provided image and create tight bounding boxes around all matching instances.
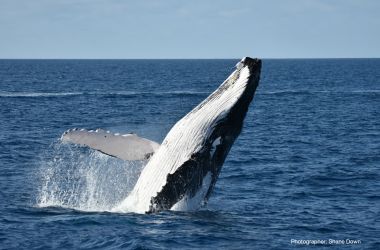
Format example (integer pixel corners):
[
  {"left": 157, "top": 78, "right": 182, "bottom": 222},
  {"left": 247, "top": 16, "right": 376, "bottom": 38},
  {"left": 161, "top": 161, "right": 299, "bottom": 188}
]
[{"left": 61, "top": 128, "right": 160, "bottom": 161}]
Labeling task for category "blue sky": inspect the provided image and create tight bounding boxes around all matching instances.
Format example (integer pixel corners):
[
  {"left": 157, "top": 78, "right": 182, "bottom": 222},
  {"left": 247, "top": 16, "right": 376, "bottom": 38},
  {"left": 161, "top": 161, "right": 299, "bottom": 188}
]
[{"left": 0, "top": 0, "right": 379, "bottom": 58}]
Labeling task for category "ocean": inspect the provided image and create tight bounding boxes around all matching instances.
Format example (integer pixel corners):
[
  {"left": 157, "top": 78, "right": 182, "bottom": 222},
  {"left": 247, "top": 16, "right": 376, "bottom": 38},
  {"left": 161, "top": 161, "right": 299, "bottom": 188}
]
[{"left": 0, "top": 59, "right": 379, "bottom": 249}]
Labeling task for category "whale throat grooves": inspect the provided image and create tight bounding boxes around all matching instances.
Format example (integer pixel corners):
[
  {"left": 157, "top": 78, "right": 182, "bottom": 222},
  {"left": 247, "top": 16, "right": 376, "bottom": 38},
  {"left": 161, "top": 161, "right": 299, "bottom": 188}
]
[{"left": 114, "top": 57, "right": 262, "bottom": 213}]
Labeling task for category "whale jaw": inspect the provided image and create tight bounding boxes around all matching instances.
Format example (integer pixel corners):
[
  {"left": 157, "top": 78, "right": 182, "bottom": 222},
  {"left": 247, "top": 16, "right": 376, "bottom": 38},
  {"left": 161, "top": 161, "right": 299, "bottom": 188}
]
[{"left": 114, "top": 57, "right": 261, "bottom": 213}]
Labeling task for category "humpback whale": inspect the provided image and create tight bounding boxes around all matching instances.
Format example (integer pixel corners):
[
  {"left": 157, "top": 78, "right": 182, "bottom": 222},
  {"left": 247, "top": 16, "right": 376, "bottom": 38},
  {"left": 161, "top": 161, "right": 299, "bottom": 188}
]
[{"left": 62, "top": 57, "right": 261, "bottom": 213}]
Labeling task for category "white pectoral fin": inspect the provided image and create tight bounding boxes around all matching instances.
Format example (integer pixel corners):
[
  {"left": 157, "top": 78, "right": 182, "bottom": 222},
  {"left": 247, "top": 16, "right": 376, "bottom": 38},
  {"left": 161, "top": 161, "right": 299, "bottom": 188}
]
[{"left": 61, "top": 128, "right": 160, "bottom": 161}]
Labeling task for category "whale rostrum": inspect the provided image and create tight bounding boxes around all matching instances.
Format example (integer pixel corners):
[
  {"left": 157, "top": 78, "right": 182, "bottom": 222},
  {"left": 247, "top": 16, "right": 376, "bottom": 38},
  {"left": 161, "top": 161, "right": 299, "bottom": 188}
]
[{"left": 62, "top": 57, "right": 262, "bottom": 213}]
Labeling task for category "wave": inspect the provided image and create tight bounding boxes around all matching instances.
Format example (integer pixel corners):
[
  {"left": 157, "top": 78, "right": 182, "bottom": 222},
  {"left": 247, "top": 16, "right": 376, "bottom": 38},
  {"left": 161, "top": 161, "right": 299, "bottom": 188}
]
[
  {"left": 0, "top": 91, "right": 83, "bottom": 97},
  {"left": 0, "top": 90, "right": 209, "bottom": 98},
  {"left": 107, "top": 90, "right": 209, "bottom": 97},
  {"left": 3, "top": 89, "right": 378, "bottom": 98},
  {"left": 350, "top": 90, "right": 380, "bottom": 93},
  {"left": 260, "top": 89, "right": 380, "bottom": 95}
]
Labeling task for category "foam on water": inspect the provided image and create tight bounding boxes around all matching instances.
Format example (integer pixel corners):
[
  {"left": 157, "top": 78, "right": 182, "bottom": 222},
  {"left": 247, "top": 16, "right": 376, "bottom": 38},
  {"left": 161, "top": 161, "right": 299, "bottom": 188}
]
[{"left": 37, "top": 141, "right": 146, "bottom": 212}]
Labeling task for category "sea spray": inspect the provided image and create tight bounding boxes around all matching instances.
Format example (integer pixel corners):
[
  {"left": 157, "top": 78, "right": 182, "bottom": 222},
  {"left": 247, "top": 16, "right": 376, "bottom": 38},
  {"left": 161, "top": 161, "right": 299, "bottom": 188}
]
[{"left": 37, "top": 140, "right": 146, "bottom": 211}]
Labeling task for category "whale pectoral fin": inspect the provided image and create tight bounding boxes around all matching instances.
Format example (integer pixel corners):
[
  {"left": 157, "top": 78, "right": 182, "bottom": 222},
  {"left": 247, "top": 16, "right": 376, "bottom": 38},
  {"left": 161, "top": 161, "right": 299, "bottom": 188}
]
[{"left": 61, "top": 128, "right": 160, "bottom": 161}]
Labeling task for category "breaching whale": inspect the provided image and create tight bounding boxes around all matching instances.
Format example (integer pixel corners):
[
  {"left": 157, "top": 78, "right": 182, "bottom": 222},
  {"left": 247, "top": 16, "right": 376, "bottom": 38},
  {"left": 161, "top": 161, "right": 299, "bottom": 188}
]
[{"left": 62, "top": 57, "right": 261, "bottom": 213}]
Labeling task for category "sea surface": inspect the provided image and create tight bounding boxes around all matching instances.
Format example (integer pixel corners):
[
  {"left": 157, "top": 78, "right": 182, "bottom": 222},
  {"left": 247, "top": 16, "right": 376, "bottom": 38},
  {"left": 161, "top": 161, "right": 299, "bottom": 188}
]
[{"left": 0, "top": 59, "right": 379, "bottom": 249}]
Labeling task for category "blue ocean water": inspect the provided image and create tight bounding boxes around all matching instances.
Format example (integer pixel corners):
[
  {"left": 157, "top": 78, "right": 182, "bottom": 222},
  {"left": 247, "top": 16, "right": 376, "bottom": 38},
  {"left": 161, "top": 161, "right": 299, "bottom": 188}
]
[{"left": 0, "top": 59, "right": 379, "bottom": 249}]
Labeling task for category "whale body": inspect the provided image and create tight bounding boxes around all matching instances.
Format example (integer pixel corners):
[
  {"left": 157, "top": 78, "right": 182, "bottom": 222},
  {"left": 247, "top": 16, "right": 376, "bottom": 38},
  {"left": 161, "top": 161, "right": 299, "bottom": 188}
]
[{"left": 62, "top": 57, "right": 261, "bottom": 213}]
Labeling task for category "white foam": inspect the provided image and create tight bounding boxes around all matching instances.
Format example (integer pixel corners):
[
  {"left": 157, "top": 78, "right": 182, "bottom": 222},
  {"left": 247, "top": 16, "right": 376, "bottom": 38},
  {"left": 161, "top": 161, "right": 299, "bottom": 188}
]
[{"left": 37, "top": 142, "right": 146, "bottom": 212}]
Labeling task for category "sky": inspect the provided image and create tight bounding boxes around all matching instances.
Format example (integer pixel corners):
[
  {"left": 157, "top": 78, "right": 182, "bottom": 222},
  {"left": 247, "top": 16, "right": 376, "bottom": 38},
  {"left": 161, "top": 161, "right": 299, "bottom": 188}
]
[{"left": 0, "top": 0, "right": 379, "bottom": 59}]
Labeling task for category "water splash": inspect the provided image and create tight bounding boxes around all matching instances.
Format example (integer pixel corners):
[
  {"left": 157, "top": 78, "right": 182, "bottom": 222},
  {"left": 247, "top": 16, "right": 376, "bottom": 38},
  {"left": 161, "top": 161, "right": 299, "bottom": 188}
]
[{"left": 37, "top": 141, "right": 146, "bottom": 212}]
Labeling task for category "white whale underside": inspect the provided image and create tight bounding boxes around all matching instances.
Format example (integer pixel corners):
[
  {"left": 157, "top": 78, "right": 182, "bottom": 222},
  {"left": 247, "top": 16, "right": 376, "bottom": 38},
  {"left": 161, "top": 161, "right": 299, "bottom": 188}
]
[{"left": 62, "top": 59, "right": 252, "bottom": 214}]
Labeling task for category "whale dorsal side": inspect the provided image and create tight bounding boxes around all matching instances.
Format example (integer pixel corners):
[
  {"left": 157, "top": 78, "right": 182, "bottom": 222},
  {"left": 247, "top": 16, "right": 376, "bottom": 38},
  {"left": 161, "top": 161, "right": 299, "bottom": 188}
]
[{"left": 61, "top": 128, "right": 160, "bottom": 161}]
